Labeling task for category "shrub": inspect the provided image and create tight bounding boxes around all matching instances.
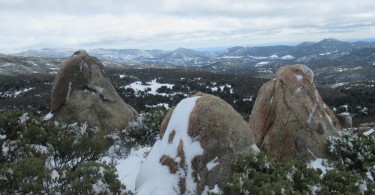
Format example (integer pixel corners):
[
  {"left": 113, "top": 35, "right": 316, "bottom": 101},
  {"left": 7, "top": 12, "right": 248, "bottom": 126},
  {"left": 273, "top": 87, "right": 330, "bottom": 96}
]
[
  {"left": 56, "top": 162, "right": 124, "bottom": 194},
  {"left": 223, "top": 129, "right": 375, "bottom": 194},
  {"left": 0, "top": 110, "right": 128, "bottom": 194},
  {"left": 110, "top": 106, "right": 168, "bottom": 153},
  {"left": 222, "top": 152, "right": 321, "bottom": 194},
  {"left": 327, "top": 129, "right": 375, "bottom": 174}
]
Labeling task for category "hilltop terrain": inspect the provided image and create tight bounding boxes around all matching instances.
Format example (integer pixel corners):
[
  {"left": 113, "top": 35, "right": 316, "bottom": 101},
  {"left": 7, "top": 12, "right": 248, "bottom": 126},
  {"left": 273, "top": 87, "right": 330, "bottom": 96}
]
[{"left": 1, "top": 42, "right": 375, "bottom": 194}]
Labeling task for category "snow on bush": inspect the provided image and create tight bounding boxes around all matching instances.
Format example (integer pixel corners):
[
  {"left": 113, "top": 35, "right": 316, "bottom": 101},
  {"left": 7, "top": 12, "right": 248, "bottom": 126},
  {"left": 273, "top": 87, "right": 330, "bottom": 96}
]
[
  {"left": 0, "top": 111, "right": 129, "bottom": 194},
  {"left": 223, "top": 130, "right": 375, "bottom": 194}
]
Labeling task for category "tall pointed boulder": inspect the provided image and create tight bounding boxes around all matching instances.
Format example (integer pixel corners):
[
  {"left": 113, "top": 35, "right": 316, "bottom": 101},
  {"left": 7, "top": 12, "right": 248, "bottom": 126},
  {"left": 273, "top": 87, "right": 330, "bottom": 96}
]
[{"left": 45, "top": 50, "right": 137, "bottom": 134}]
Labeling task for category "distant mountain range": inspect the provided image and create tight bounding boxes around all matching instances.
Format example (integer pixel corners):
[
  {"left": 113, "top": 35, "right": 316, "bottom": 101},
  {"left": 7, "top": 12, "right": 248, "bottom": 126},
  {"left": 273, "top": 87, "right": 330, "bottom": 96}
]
[
  {"left": 3, "top": 38, "right": 375, "bottom": 85},
  {"left": 13, "top": 38, "right": 375, "bottom": 66}
]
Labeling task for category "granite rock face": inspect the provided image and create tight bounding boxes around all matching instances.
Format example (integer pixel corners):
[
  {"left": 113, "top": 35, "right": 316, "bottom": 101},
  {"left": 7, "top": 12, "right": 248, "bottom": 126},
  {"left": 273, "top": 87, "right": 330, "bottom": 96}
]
[
  {"left": 249, "top": 64, "right": 341, "bottom": 162},
  {"left": 136, "top": 93, "right": 257, "bottom": 194},
  {"left": 48, "top": 50, "right": 137, "bottom": 134}
]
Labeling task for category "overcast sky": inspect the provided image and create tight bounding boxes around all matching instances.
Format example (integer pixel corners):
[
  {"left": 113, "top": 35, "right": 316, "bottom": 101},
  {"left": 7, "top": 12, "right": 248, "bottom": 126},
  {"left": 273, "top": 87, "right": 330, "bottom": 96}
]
[{"left": 0, "top": 0, "right": 374, "bottom": 53}]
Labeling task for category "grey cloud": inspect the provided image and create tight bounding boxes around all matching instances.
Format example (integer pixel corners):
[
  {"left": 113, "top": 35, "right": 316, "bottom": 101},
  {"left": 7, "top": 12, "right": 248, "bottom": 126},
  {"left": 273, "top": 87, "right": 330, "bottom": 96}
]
[{"left": 0, "top": 0, "right": 375, "bottom": 52}]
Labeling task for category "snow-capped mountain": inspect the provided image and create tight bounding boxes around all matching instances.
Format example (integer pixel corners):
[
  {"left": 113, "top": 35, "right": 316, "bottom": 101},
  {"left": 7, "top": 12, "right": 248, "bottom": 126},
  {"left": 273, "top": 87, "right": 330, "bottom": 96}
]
[
  {"left": 4, "top": 38, "right": 375, "bottom": 84},
  {"left": 221, "top": 38, "right": 375, "bottom": 59},
  {"left": 16, "top": 48, "right": 76, "bottom": 58},
  {"left": 14, "top": 47, "right": 213, "bottom": 66},
  {"left": 12, "top": 38, "right": 375, "bottom": 68}
]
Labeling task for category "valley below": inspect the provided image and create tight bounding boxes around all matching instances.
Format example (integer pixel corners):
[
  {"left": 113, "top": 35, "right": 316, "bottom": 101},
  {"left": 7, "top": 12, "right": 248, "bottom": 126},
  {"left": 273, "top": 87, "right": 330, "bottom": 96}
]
[{"left": 0, "top": 66, "right": 374, "bottom": 126}]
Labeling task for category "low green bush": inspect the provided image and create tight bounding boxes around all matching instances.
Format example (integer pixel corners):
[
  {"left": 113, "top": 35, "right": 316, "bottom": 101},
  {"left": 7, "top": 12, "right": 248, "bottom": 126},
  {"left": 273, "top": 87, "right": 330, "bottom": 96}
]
[
  {"left": 0, "top": 110, "right": 129, "bottom": 194},
  {"left": 109, "top": 106, "right": 168, "bottom": 155},
  {"left": 223, "top": 129, "right": 375, "bottom": 194}
]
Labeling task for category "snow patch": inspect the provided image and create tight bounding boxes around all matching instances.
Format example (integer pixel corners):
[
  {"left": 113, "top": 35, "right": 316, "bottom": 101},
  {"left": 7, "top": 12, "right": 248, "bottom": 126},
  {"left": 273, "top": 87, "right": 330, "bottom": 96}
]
[
  {"left": 66, "top": 82, "right": 72, "bottom": 100},
  {"left": 19, "top": 113, "right": 29, "bottom": 124},
  {"left": 0, "top": 87, "right": 34, "bottom": 98},
  {"left": 308, "top": 158, "right": 331, "bottom": 175},
  {"left": 255, "top": 61, "right": 269, "bottom": 67},
  {"left": 243, "top": 96, "right": 253, "bottom": 101},
  {"left": 295, "top": 74, "right": 303, "bottom": 81},
  {"left": 363, "top": 129, "right": 374, "bottom": 136},
  {"left": 210, "top": 84, "right": 233, "bottom": 94},
  {"left": 51, "top": 170, "right": 59, "bottom": 180},
  {"left": 206, "top": 157, "right": 219, "bottom": 171},
  {"left": 203, "top": 184, "right": 222, "bottom": 195},
  {"left": 221, "top": 56, "right": 242, "bottom": 59},
  {"left": 208, "top": 184, "right": 222, "bottom": 194},
  {"left": 116, "top": 146, "right": 152, "bottom": 192},
  {"left": 295, "top": 86, "right": 303, "bottom": 93},
  {"left": 30, "top": 144, "right": 48, "bottom": 154},
  {"left": 269, "top": 54, "right": 278, "bottom": 58},
  {"left": 146, "top": 103, "right": 170, "bottom": 109},
  {"left": 122, "top": 79, "right": 174, "bottom": 96},
  {"left": 2, "top": 142, "right": 10, "bottom": 156},
  {"left": 367, "top": 171, "right": 374, "bottom": 181},
  {"left": 330, "top": 82, "right": 349, "bottom": 88},
  {"left": 43, "top": 112, "right": 54, "bottom": 121},
  {"left": 136, "top": 96, "right": 202, "bottom": 194},
  {"left": 251, "top": 144, "right": 260, "bottom": 153},
  {"left": 281, "top": 55, "right": 295, "bottom": 60}
]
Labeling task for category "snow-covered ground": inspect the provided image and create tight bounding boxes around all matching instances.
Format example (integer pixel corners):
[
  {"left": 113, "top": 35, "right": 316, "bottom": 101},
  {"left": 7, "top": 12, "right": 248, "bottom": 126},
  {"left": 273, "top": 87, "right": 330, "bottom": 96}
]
[
  {"left": 0, "top": 87, "right": 34, "bottom": 98},
  {"left": 115, "top": 146, "right": 152, "bottom": 192},
  {"left": 255, "top": 61, "right": 269, "bottom": 67},
  {"left": 210, "top": 84, "right": 234, "bottom": 94},
  {"left": 281, "top": 55, "right": 295, "bottom": 60},
  {"left": 308, "top": 158, "right": 332, "bottom": 175},
  {"left": 121, "top": 79, "right": 174, "bottom": 96},
  {"left": 145, "top": 103, "right": 170, "bottom": 109},
  {"left": 136, "top": 96, "right": 202, "bottom": 194}
]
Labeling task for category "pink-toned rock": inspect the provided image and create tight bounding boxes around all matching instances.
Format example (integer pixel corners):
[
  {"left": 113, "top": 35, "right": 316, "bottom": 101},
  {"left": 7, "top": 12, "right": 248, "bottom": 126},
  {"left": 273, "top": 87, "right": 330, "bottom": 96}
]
[
  {"left": 136, "top": 93, "right": 257, "bottom": 194},
  {"left": 249, "top": 64, "right": 341, "bottom": 162}
]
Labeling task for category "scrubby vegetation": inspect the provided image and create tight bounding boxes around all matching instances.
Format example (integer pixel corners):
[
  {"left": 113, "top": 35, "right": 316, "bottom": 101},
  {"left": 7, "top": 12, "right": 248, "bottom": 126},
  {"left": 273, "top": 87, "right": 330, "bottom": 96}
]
[
  {"left": 1, "top": 109, "right": 374, "bottom": 194},
  {"left": 0, "top": 107, "right": 169, "bottom": 194},
  {"left": 0, "top": 111, "right": 129, "bottom": 194},
  {"left": 223, "top": 129, "right": 375, "bottom": 194},
  {"left": 108, "top": 107, "right": 168, "bottom": 157},
  {"left": 1, "top": 69, "right": 374, "bottom": 125}
]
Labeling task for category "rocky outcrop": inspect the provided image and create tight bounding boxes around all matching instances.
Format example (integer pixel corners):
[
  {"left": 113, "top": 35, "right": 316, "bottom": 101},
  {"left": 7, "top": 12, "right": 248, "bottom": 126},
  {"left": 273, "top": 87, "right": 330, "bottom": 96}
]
[
  {"left": 45, "top": 50, "right": 137, "bottom": 134},
  {"left": 249, "top": 64, "right": 341, "bottom": 162},
  {"left": 136, "top": 92, "right": 257, "bottom": 194},
  {"left": 336, "top": 113, "right": 352, "bottom": 129}
]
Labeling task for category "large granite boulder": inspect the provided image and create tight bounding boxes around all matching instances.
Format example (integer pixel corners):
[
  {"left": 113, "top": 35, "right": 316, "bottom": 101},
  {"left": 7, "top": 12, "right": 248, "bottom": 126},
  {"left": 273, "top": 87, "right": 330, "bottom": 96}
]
[
  {"left": 45, "top": 50, "right": 137, "bottom": 134},
  {"left": 136, "top": 92, "right": 258, "bottom": 194},
  {"left": 249, "top": 64, "right": 341, "bottom": 162}
]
